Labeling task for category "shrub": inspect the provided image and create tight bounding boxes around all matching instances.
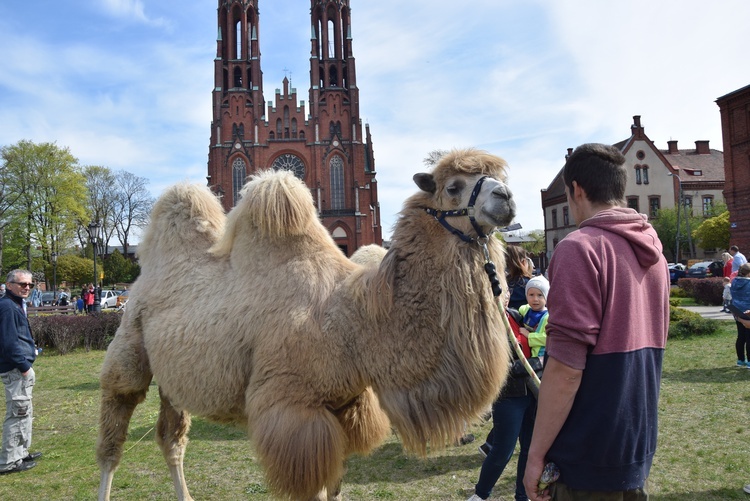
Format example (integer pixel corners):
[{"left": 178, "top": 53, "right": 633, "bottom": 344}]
[
  {"left": 30, "top": 312, "right": 121, "bottom": 354},
  {"left": 677, "top": 277, "right": 697, "bottom": 296},
  {"left": 691, "top": 277, "right": 724, "bottom": 305},
  {"left": 668, "top": 306, "right": 719, "bottom": 339}
]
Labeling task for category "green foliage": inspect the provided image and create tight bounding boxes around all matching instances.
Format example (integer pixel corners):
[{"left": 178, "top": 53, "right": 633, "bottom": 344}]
[
  {"left": 103, "top": 249, "right": 140, "bottom": 284},
  {"left": 520, "top": 229, "right": 546, "bottom": 255},
  {"left": 691, "top": 277, "right": 724, "bottom": 305},
  {"left": 668, "top": 306, "right": 719, "bottom": 339},
  {"left": 692, "top": 210, "right": 730, "bottom": 251}
]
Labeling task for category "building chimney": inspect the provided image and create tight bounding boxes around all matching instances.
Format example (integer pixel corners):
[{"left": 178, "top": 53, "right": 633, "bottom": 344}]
[
  {"left": 695, "top": 140, "right": 710, "bottom": 154},
  {"left": 565, "top": 147, "right": 573, "bottom": 160},
  {"left": 667, "top": 140, "right": 679, "bottom": 154},
  {"left": 632, "top": 115, "right": 642, "bottom": 128}
]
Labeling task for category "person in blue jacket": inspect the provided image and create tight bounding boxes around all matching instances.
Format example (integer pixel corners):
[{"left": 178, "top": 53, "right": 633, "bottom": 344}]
[{"left": 0, "top": 270, "right": 42, "bottom": 474}]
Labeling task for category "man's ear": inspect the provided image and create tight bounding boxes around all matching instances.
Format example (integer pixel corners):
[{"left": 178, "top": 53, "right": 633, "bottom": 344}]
[
  {"left": 571, "top": 181, "right": 586, "bottom": 201},
  {"left": 413, "top": 173, "right": 436, "bottom": 194}
]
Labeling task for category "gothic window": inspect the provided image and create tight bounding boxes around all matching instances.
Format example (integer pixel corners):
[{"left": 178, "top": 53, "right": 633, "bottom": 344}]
[
  {"left": 232, "top": 157, "right": 246, "bottom": 205},
  {"left": 330, "top": 156, "right": 345, "bottom": 210},
  {"left": 284, "top": 106, "right": 290, "bottom": 138},
  {"left": 247, "top": 69, "right": 252, "bottom": 89},
  {"left": 235, "top": 20, "right": 242, "bottom": 59},
  {"left": 327, "top": 19, "right": 335, "bottom": 58},
  {"left": 292, "top": 118, "right": 298, "bottom": 139},
  {"left": 234, "top": 67, "right": 242, "bottom": 88},
  {"left": 271, "top": 154, "right": 305, "bottom": 180},
  {"left": 635, "top": 165, "right": 642, "bottom": 184},
  {"left": 329, "top": 66, "right": 338, "bottom": 87},
  {"left": 643, "top": 165, "right": 649, "bottom": 184},
  {"left": 276, "top": 118, "right": 283, "bottom": 137},
  {"left": 649, "top": 196, "right": 660, "bottom": 218}
]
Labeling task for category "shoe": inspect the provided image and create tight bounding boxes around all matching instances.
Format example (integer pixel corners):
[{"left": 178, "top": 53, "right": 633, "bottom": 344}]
[
  {"left": 478, "top": 442, "right": 491, "bottom": 458},
  {"left": 23, "top": 452, "right": 42, "bottom": 461},
  {"left": 0, "top": 460, "right": 36, "bottom": 474},
  {"left": 737, "top": 360, "right": 746, "bottom": 367},
  {"left": 467, "top": 495, "right": 485, "bottom": 501},
  {"left": 744, "top": 483, "right": 750, "bottom": 494}
]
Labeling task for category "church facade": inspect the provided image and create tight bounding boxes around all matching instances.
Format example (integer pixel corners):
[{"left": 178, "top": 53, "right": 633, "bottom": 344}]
[{"left": 206, "top": 0, "right": 382, "bottom": 255}]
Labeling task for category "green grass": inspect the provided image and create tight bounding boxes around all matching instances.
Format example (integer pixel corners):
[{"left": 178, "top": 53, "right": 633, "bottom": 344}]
[{"left": 2, "top": 322, "right": 749, "bottom": 500}]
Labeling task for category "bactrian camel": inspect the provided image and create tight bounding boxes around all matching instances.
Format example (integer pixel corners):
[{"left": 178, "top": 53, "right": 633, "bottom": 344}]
[{"left": 97, "top": 148, "right": 516, "bottom": 500}]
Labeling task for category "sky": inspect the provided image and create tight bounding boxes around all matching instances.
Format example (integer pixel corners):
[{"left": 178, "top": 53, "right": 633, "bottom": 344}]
[{"left": 1, "top": 0, "right": 749, "bottom": 241}]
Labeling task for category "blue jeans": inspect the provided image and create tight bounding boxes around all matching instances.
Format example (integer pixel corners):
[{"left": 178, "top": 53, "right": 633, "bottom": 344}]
[{"left": 474, "top": 393, "right": 536, "bottom": 500}]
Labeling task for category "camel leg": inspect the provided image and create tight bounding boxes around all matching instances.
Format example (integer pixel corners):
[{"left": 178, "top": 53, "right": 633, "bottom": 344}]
[
  {"left": 97, "top": 386, "right": 151, "bottom": 501},
  {"left": 155, "top": 388, "right": 193, "bottom": 501},
  {"left": 97, "top": 319, "right": 153, "bottom": 501}
]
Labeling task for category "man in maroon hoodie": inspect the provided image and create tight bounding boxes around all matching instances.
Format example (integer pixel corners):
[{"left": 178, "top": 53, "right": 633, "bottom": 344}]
[{"left": 524, "top": 144, "right": 669, "bottom": 500}]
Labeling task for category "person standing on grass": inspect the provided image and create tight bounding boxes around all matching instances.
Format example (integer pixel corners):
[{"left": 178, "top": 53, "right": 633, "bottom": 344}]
[
  {"left": 523, "top": 144, "right": 669, "bottom": 500},
  {"left": 0, "top": 269, "right": 42, "bottom": 475}
]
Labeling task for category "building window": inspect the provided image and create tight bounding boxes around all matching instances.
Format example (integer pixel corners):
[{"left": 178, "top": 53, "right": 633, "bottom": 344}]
[
  {"left": 683, "top": 196, "right": 693, "bottom": 216},
  {"left": 702, "top": 196, "right": 714, "bottom": 216},
  {"left": 636, "top": 150, "right": 645, "bottom": 160},
  {"left": 635, "top": 165, "right": 642, "bottom": 185},
  {"left": 330, "top": 156, "right": 345, "bottom": 210},
  {"left": 232, "top": 157, "right": 246, "bottom": 206},
  {"left": 643, "top": 165, "right": 649, "bottom": 184},
  {"left": 562, "top": 206, "right": 569, "bottom": 226},
  {"left": 233, "top": 67, "right": 242, "bottom": 88},
  {"left": 551, "top": 209, "right": 558, "bottom": 229},
  {"left": 649, "top": 196, "right": 660, "bottom": 218},
  {"left": 627, "top": 196, "right": 639, "bottom": 212}
]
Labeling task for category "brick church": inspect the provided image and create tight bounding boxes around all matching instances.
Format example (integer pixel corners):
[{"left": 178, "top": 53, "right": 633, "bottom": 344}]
[{"left": 206, "top": 0, "right": 382, "bottom": 256}]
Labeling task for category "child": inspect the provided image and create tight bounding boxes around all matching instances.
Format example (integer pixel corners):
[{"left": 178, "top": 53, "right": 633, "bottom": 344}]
[
  {"left": 75, "top": 295, "right": 84, "bottom": 314},
  {"left": 518, "top": 275, "right": 549, "bottom": 358},
  {"left": 722, "top": 277, "right": 732, "bottom": 313}
]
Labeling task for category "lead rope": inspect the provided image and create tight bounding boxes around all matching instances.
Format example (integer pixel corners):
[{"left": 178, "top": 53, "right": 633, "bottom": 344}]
[{"left": 478, "top": 237, "right": 541, "bottom": 391}]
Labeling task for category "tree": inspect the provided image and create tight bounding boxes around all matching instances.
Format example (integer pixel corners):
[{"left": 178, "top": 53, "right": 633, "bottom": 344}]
[
  {"left": 1, "top": 140, "right": 87, "bottom": 271},
  {"left": 83, "top": 165, "right": 118, "bottom": 256},
  {"left": 112, "top": 170, "right": 154, "bottom": 257},
  {"left": 103, "top": 249, "right": 133, "bottom": 285},
  {"left": 520, "top": 230, "right": 545, "bottom": 255},
  {"left": 423, "top": 150, "right": 448, "bottom": 167},
  {"left": 692, "top": 210, "right": 730, "bottom": 251}
]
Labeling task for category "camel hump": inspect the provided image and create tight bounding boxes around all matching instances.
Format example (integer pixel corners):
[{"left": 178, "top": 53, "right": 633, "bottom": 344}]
[
  {"left": 138, "top": 183, "right": 226, "bottom": 262},
  {"left": 210, "top": 169, "right": 322, "bottom": 256}
]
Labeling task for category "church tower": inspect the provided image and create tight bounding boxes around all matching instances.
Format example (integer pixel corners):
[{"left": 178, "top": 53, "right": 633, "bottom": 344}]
[{"left": 207, "top": 0, "right": 382, "bottom": 255}]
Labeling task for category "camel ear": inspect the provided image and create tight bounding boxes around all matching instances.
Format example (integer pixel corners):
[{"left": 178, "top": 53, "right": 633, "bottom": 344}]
[{"left": 413, "top": 173, "right": 436, "bottom": 194}]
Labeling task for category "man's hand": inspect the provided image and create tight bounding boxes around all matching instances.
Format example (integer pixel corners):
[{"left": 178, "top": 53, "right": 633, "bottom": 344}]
[{"left": 524, "top": 453, "right": 551, "bottom": 500}]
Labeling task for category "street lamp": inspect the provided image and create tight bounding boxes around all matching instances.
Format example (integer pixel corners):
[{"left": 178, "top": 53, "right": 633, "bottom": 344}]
[
  {"left": 87, "top": 220, "right": 102, "bottom": 313},
  {"left": 51, "top": 251, "right": 58, "bottom": 302}
]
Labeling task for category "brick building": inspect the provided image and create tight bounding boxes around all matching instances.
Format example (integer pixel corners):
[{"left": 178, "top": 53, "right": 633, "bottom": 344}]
[
  {"left": 206, "top": 0, "right": 382, "bottom": 256},
  {"left": 716, "top": 84, "right": 750, "bottom": 253},
  {"left": 541, "top": 116, "right": 725, "bottom": 264}
]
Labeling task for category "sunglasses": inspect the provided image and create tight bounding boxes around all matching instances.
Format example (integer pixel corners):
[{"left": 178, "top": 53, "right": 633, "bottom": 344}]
[{"left": 11, "top": 281, "right": 35, "bottom": 288}]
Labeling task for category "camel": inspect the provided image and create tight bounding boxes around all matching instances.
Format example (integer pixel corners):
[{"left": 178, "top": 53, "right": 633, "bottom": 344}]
[{"left": 97, "top": 148, "right": 516, "bottom": 501}]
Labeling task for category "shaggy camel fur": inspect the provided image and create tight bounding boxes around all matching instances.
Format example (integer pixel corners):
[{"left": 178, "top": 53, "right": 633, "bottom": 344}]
[{"left": 97, "top": 148, "right": 516, "bottom": 501}]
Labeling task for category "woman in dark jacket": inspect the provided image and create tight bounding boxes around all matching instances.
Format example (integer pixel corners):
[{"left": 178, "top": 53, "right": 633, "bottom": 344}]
[{"left": 506, "top": 246, "right": 532, "bottom": 310}]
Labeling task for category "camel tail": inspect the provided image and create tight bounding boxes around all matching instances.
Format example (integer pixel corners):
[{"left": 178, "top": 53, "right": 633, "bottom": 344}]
[{"left": 138, "top": 183, "right": 225, "bottom": 264}]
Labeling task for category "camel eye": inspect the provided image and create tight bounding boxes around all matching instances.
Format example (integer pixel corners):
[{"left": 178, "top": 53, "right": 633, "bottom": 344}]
[{"left": 446, "top": 181, "right": 464, "bottom": 197}]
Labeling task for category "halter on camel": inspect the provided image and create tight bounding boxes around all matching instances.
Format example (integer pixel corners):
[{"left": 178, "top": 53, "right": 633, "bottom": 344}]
[{"left": 424, "top": 175, "right": 541, "bottom": 390}]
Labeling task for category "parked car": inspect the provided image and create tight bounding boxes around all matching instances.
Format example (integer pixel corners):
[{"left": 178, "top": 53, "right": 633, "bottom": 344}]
[
  {"left": 100, "top": 290, "right": 121, "bottom": 309},
  {"left": 686, "top": 261, "right": 723, "bottom": 279},
  {"left": 41, "top": 291, "right": 55, "bottom": 305},
  {"left": 669, "top": 263, "right": 686, "bottom": 284},
  {"left": 116, "top": 290, "right": 129, "bottom": 308}
]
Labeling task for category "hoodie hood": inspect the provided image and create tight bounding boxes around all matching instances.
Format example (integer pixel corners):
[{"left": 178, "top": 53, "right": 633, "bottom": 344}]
[{"left": 579, "top": 207, "right": 663, "bottom": 268}]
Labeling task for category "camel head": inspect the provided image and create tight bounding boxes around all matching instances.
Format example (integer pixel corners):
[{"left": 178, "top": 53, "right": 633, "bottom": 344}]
[{"left": 413, "top": 148, "right": 516, "bottom": 242}]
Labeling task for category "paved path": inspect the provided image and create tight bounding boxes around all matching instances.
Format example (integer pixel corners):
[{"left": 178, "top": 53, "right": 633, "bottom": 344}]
[{"left": 680, "top": 305, "right": 734, "bottom": 321}]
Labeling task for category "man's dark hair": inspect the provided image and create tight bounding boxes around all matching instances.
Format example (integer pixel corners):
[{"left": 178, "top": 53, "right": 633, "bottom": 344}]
[
  {"left": 563, "top": 143, "right": 627, "bottom": 206},
  {"left": 731, "top": 245, "right": 740, "bottom": 252}
]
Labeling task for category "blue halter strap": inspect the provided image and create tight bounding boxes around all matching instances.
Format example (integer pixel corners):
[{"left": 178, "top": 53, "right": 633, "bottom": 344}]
[{"left": 424, "top": 176, "right": 489, "bottom": 243}]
